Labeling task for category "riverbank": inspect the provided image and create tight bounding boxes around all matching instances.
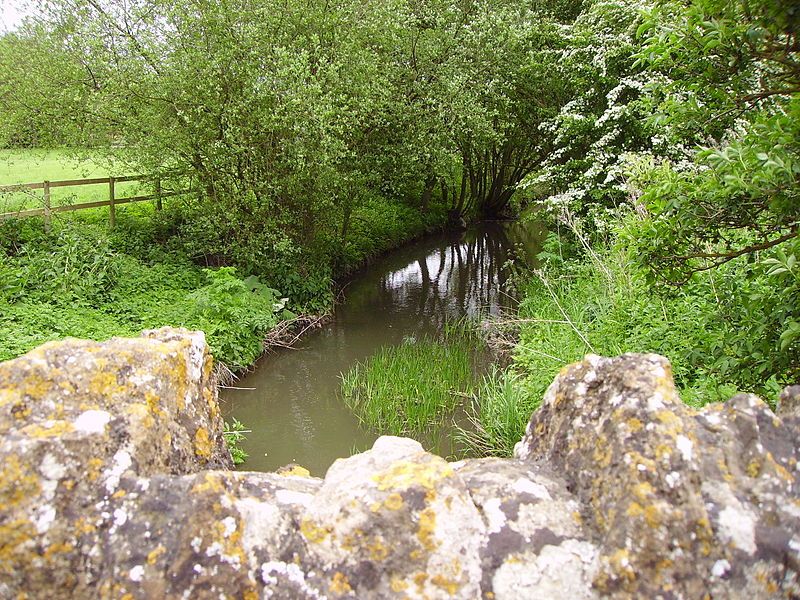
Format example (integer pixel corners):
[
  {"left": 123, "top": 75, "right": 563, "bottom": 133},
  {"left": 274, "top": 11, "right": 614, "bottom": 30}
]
[{"left": 0, "top": 194, "right": 449, "bottom": 369}]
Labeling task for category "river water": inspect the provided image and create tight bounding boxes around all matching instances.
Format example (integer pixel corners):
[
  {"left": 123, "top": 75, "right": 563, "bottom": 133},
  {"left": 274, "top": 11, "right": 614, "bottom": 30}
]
[{"left": 221, "top": 221, "right": 545, "bottom": 476}]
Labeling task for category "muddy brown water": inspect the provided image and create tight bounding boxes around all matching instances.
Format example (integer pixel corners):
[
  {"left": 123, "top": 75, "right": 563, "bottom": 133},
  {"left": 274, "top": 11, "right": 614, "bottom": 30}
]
[{"left": 221, "top": 221, "right": 545, "bottom": 476}]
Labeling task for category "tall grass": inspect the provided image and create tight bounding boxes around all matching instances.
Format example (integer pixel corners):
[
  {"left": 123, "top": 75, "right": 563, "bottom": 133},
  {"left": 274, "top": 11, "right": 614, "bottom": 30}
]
[
  {"left": 458, "top": 367, "right": 539, "bottom": 457},
  {"left": 340, "top": 327, "right": 477, "bottom": 436}
]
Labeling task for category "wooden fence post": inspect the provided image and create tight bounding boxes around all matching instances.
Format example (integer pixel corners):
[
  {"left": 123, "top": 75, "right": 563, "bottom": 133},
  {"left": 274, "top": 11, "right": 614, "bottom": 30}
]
[
  {"left": 43, "top": 180, "right": 51, "bottom": 231},
  {"left": 108, "top": 177, "right": 116, "bottom": 228},
  {"left": 155, "top": 178, "right": 163, "bottom": 211}
]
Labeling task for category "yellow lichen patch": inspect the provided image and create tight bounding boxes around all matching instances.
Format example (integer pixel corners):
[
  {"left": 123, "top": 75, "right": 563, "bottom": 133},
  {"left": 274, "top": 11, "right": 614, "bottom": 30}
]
[
  {"left": 716, "top": 457, "right": 734, "bottom": 483},
  {"left": 592, "top": 441, "right": 612, "bottom": 469},
  {"left": 193, "top": 427, "right": 213, "bottom": 459},
  {"left": 16, "top": 370, "right": 52, "bottom": 401},
  {"left": 300, "top": 518, "right": 330, "bottom": 544},
  {"left": 629, "top": 502, "right": 662, "bottom": 529},
  {"left": 632, "top": 481, "right": 654, "bottom": 500},
  {"left": 0, "top": 518, "right": 36, "bottom": 567},
  {"left": 607, "top": 549, "right": 636, "bottom": 583},
  {"left": 10, "top": 401, "right": 31, "bottom": 421},
  {"left": 625, "top": 502, "right": 644, "bottom": 519},
  {"left": 192, "top": 472, "right": 226, "bottom": 495},
  {"left": 0, "top": 455, "right": 41, "bottom": 507},
  {"left": 654, "top": 410, "right": 682, "bottom": 433},
  {"left": 625, "top": 451, "right": 657, "bottom": 474},
  {"left": 86, "top": 458, "right": 105, "bottom": 482},
  {"left": 626, "top": 418, "right": 643, "bottom": 432},
  {"left": 391, "top": 577, "right": 409, "bottom": 592},
  {"left": 0, "top": 388, "right": 18, "bottom": 407},
  {"left": 20, "top": 421, "right": 75, "bottom": 438},
  {"left": 74, "top": 517, "right": 96, "bottom": 536},
  {"left": 413, "top": 572, "right": 428, "bottom": 589},
  {"left": 279, "top": 465, "right": 310, "bottom": 478},
  {"left": 372, "top": 459, "right": 453, "bottom": 493},
  {"left": 144, "top": 392, "right": 165, "bottom": 417},
  {"left": 125, "top": 404, "right": 154, "bottom": 429},
  {"left": 111, "top": 490, "right": 126, "bottom": 499},
  {"left": 384, "top": 493, "right": 404, "bottom": 511},
  {"left": 654, "top": 444, "right": 672, "bottom": 462},
  {"left": 431, "top": 574, "right": 461, "bottom": 595},
  {"left": 367, "top": 538, "right": 388, "bottom": 561},
  {"left": 243, "top": 589, "right": 259, "bottom": 600},
  {"left": 764, "top": 452, "right": 795, "bottom": 483},
  {"left": 204, "top": 388, "right": 220, "bottom": 421},
  {"left": 43, "top": 542, "right": 74, "bottom": 560},
  {"left": 88, "top": 370, "right": 122, "bottom": 398},
  {"left": 747, "top": 459, "right": 761, "bottom": 478},
  {"left": 147, "top": 545, "right": 166, "bottom": 565},
  {"left": 417, "top": 508, "right": 438, "bottom": 552},
  {"left": 329, "top": 572, "right": 352, "bottom": 595}
]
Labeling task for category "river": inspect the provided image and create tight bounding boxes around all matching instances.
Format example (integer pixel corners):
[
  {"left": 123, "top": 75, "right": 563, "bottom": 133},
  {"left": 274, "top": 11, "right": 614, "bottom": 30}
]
[{"left": 221, "top": 220, "right": 544, "bottom": 476}]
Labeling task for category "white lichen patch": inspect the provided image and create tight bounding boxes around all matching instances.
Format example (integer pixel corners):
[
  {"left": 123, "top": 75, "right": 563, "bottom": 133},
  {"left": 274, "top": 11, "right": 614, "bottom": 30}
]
[
  {"left": 104, "top": 449, "right": 132, "bottom": 494},
  {"left": 235, "top": 498, "right": 285, "bottom": 556},
  {"left": 711, "top": 559, "right": 730, "bottom": 578},
  {"left": 493, "top": 540, "right": 599, "bottom": 599},
  {"left": 665, "top": 472, "right": 681, "bottom": 488},
  {"left": 512, "top": 478, "right": 552, "bottom": 501},
  {"left": 718, "top": 504, "right": 756, "bottom": 554},
  {"left": 113, "top": 508, "right": 128, "bottom": 527},
  {"left": 483, "top": 498, "right": 507, "bottom": 534},
  {"left": 513, "top": 500, "right": 581, "bottom": 539},
  {"left": 74, "top": 409, "right": 112, "bottom": 434},
  {"left": 275, "top": 489, "right": 313, "bottom": 507},
  {"left": 260, "top": 561, "right": 323, "bottom": 598},
  {"left": 34, "top": 505, "right": 57, "bottom": 534},
  {"left": 221, "top": 516, "right": 237, "bottom": 537},
  {"left": 676, "top": 435, "right": 694, "bottom": 463},
  {"left": 129, "top": 565, "right": 145, "bottom": 582},
  {"left": 40, "top": 453, "right": 67, "bottom": 482},
  {"left": 647, "top": 395, "right": 665, "bottom": 412}
]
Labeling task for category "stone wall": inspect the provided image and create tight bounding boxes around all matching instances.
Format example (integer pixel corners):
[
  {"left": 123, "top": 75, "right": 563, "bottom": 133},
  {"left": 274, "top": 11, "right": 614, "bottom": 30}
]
[{"left": 1, "top": 329, "right": 798, "bottom": 598}]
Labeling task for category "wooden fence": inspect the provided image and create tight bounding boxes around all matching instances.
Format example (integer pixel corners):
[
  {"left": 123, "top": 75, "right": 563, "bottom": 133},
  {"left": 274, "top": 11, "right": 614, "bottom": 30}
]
[{"left": 0, "top": 174, "right": 188, "bottom": 229}]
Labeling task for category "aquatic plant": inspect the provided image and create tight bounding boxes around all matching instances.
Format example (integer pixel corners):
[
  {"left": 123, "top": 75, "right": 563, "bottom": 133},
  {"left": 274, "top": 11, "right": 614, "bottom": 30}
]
[{"left": 340, "top": 329, "right": 476, "bottom": 436}]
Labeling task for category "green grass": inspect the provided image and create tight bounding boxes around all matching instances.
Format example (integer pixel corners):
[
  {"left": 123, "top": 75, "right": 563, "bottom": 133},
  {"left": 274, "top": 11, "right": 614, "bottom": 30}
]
[
  {"left": 0, "top": 148, "right": 146, "bottom": 213},
  {"left": 340, "top": 330, "right": 477, "bottom": 436},
  {"left": 458, "top": 367, "right": 539, "bottom": 457}
]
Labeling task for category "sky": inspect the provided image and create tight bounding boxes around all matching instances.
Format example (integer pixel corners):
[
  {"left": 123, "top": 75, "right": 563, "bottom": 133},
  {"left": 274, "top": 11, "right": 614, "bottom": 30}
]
[{"left": 1, "top": 0, "right": 29, "bottom": 33}]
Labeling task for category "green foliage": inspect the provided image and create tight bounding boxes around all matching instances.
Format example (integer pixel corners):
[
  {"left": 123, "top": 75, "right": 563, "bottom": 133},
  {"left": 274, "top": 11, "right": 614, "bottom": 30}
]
[
  {"left": 340, "top": 329, "right": 476, "bottom": 436},
  {"left": 223, "top": 418, "right": 250, "bottom": 466},
  {"left": 459, "top": 367, "right": 539, "bottom": 458},
  {"left": 186, "top": 268, "right": 284, "bottom": 369},
  {"left": 0, "top": 218, "right": 285, "bottom": 368}
]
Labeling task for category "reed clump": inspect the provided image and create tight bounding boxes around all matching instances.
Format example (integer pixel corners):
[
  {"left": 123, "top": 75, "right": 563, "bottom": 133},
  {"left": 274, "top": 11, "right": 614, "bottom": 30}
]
[{"left": 340, "top": 325, "right": 477, "bottom": 436}]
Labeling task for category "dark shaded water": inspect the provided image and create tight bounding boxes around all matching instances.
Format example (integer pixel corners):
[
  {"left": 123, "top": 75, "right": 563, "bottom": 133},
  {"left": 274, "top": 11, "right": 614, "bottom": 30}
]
[{"left": 221, "top": 221, "right": 545, "bottom": 476}]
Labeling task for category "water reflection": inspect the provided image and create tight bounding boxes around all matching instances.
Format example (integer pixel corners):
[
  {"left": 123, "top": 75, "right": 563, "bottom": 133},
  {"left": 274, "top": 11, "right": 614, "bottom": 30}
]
[{"left": 222, "top": 221, "right": 545, "bottom": 476}]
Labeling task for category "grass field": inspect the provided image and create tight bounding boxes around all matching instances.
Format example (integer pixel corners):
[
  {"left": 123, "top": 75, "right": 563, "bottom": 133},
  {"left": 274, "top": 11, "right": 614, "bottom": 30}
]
[{"left": 0, "top": 148, "right": 148, "bottom": 214}]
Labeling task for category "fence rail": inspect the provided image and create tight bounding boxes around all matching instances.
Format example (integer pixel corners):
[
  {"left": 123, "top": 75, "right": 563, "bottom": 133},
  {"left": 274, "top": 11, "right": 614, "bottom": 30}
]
[{"left": 0, "top": 174, "right": 189, "bottom": 229}]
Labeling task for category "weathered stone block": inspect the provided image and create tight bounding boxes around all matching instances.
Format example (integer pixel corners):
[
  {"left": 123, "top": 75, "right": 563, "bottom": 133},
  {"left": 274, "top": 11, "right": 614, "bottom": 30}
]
[{"left": 1, "top": 334, "right": 798, "bottom": 599}]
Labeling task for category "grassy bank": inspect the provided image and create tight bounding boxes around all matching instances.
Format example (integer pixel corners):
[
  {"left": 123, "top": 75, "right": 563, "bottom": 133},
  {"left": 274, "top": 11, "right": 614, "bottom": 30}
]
[{"left": 466, "top": 215, "right": 797, "bottom": 456}]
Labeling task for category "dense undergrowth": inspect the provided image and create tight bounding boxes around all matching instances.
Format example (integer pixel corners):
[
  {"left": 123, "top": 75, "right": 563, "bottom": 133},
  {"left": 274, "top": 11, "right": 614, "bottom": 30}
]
[{"left": 0, "top": 195, "right": 447, "bottom": 368}]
